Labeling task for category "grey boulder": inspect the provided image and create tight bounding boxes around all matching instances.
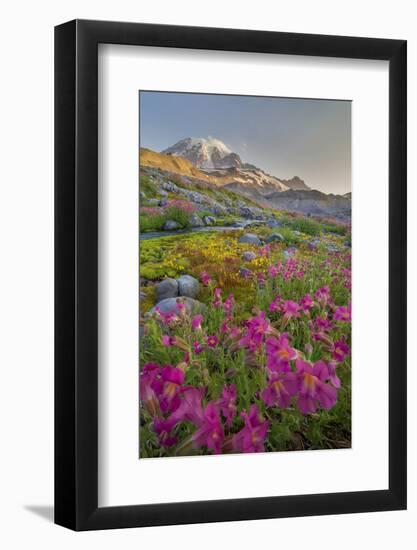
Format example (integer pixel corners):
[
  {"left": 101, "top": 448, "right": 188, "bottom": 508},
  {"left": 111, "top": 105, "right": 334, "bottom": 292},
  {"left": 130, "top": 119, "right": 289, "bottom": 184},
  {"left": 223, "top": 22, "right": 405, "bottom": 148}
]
[
  {"left": 151, "top": 297, "right": 206, "bottom": 316},
  {"left": 203, "top": 215, "right": 216, "bottom": 226},
  {"left": 190, "top": 214, "right": 204, "bottom": 227},
  {"left": 163, "top": 220, "right": 181, "bottom": 231},
  {"left": 239, "top": 233, "right": 262, "bottom": 246},
  {"left": 177, "top": 275, "right": 200, "bottom": 298},
  {"left": 156, "top": 278, "right": 179, "bottom": 301},
  {"left": 266, "top": 232, "right": 284, "bottom": 244},
  {"left": 242, "top": 251, "right": 257, "bottom": 262}
]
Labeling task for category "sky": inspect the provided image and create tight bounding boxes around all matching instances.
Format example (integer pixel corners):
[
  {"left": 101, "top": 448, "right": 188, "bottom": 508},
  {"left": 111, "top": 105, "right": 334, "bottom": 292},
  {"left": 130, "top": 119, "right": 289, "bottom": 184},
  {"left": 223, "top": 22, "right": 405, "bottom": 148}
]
[{"left": 139, "top": 91, "right": 351, "bottom": 195}]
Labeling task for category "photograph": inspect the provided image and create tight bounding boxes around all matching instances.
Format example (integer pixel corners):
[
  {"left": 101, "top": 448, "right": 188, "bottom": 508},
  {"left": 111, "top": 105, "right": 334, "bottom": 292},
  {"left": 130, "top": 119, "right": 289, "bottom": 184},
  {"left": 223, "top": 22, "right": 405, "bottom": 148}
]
[{"left": 139, "top": 91, "right": 352, "bottom": 458}]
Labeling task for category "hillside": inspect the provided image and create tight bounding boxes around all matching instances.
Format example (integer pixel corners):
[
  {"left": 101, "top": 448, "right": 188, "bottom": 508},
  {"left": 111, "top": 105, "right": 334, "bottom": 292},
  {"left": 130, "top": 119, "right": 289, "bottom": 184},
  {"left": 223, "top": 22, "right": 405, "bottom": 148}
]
[
  {"left": 140, "top": 145, "right": 351, "bottom": 219},
  {"left": 140, "top": 148, "right": 211, "bottom": 181}
]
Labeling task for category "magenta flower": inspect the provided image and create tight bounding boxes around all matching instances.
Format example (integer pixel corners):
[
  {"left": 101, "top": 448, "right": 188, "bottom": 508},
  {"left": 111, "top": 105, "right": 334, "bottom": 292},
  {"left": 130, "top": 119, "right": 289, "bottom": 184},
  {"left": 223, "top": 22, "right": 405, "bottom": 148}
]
[
  {"left": 269, "top": 295, "right": 283, "bottom": 313},
  {"left": 193, "top": 341, "right": 203, "bottom": 354},
  {"left": 239, "top": 311, "right": 272, "bottom": 350},
  {"left": 170, "top": 386, "right": 205, "bottom": 426},
  {"left": 296, "top": 359, "right": 338, "bottom": 414},
  {"left": 265, "top": 334, "right": 298, "bottom": 372},
  {"left": 224, "top": 294, "right": 235, "bottom": 315},
  {"left": 153, "top": 417, "right": 178, "bottom": 448},
  {"left": 159, "top": 366, "right": 185, "bottom": 413},
  {"left": 140, "top": 372, "right": 160, "bottom": 417},
  {"left": 332, "top": 338, "right": 350, "bottom": 362},
  {"left": 315, "top": 314, "right": 333, "bottom": 331},
  {"left": 207, "top": 335, "right": 220, "bottom": 348},
  {"left": 200, "top": 271, "right": 212, "bottom": 286},
  {"left": 261, "top": 370, "right": 298, "bottom": 409},
  {"left": 327, "top": 360, "right": 341, "bottom": 389},
  {"left": 300, "top": 294, "right": 314, "bottom": 311},
  {"left": 162, "top": 334, "right": 177, "bottom": 347},
  {"left": 192, "top": 402, "right": 225, "bottom": 454},
  {"left": 233, "top": 405, "right": 269, "bottom": 453},
  {"left": 334, "top": 305, "right": 351, "bottom": 322},
  {"left": 191, "top": 314, "right": 203, "bottom": 330},
  {"left": 282, "top": 300, "right": 300, "bottom": 320},
  {"left": 142, "top": 362, "right": 161, "bottom": 375},
  {"left": 155, "top": 307, "right": 179, "bottom": 325},
  {"left": 213, "top": 287, "right": 222, "bottom": 307},
  {"left": 217, "top": 384, "right": 237, "bottom": 427},
  {"left": 315, "top": 286, "right": 331, "bottom": 306},
  {"left": 220, "top": 320, "right": 230, "bottom": 333},
  {"left": 268, "top": 264, "right": 280, "bottom": 278},
  {"left": 312, "top": 331, "right": 334, "bottom": 347}
]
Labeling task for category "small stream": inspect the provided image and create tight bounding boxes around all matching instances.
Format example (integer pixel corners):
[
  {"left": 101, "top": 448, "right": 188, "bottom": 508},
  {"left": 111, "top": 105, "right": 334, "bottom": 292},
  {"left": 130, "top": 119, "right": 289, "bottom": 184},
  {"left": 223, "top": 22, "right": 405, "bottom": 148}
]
[{"left": 139, "top": 225, "right": 246, "bottom": 241}]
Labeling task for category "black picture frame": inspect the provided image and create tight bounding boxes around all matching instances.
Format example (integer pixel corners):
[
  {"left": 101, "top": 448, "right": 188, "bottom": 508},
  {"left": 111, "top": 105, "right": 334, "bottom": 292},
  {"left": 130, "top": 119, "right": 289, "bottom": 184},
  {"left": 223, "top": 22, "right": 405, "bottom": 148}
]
[{"left": 55, "top": 19, "right": 407, "bottom": 531}]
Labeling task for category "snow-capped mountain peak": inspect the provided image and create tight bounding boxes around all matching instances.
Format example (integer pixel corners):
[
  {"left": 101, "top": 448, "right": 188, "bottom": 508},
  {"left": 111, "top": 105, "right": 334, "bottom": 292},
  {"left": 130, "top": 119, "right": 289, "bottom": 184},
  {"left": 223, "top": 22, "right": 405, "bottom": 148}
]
[{"left": 162, "top": 136, "right": 241, "bottom": 170}]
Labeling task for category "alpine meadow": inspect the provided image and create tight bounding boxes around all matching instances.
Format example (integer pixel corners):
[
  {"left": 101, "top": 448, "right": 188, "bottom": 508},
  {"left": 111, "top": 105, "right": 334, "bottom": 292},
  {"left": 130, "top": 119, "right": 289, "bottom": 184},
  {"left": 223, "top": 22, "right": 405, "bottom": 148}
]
[{"left": 139, "top": 92, "right": 352, "bottom": 458}]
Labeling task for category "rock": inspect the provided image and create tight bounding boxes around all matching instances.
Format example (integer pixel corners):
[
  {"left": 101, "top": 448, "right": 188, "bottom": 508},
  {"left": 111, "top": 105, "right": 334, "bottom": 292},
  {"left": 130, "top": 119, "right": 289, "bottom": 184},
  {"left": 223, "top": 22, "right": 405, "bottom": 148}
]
[
  {"left": 157, "top": 189, "right": 168, "bottom": 197},
  {"left": 163, "top": 220, "right": 181, "bottom": 231},
  {"left": 177, "top": 275, "right": 200, "bottom": 298},
  {"left": 156, "top": 278, "right": 179, "bottom": 301},
  {"left": 239, "top": 206, "right": 264, "bottom": 219},
  {"left": 267, "top": 219, "right": 282, "bottom": 228},
  {"left": 239, "top": 267, "right": 253, "bottom": 279},
  {"left": 344, "top": 239, "right": 351, "bottom": 248},
  {"left": 266, "top": 232, "right": 284, "bottom": 244},
  {"left": 159, "top": 198, "right": 169, "bottom": 207},
  {"left": 190, "top": 214, "right": 204, "bottom": 227},
  {"left": 242, "top": 251, "right": 257, "bottom": 262},
  {"left": 151, "top": 297, "right": 206, "bottom": 316},
  {"left": 239, "top": 233, "right": 262, "bottom": 246},
  {"left": 146, "top": 198, "right": 159, "bottom": 206},
  {"left": 162, "top": 180, "right": 180, "bottom": 193},
  {"left": 203, "top": 215, "right": 216, "bottom": 226},
  {"left": 140, "top": 291, "right": 147, "bottom": 301},
  {"left": 140, "top": 191, "right": 147, "bottom": 200}
]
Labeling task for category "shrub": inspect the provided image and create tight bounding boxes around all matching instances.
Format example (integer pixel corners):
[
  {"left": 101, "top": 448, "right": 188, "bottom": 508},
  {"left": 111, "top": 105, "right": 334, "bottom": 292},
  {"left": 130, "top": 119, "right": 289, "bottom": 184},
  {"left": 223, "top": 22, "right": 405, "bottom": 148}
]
[
  {"left": 164, "top": 205, "right": 192, "bottom": 228},
  {"left": 284, "top": 217, "right": 322, "bottom": 236},
  {"left": 139, "top": 214, "right": 165, "bottom": 232},
  {"left": 139, "top": 174, "right": 158, "bottom": 198}
]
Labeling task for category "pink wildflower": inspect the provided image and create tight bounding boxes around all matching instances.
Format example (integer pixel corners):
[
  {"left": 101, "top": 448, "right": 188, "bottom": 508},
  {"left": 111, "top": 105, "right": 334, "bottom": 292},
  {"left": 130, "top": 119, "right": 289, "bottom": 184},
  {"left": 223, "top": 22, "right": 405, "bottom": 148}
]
[
  {"left": 266, "top": 334, "right": 298, "bottom": 372},
  {"left": 233, "top": 405, "right": 269, "bottom": 453},
  {"left": 332, "top": 338, "right": 350, "bottom": 362},
  {"left": 217, "top": 384, "right": 237, "bottom": 427},
  {"left": 261, "top": 370, "right": 298, "bottom": 409},
  {"left": 191, "top": 314, "right": 203, "bottom": 330},
  {"left": 206, "top": 335, "right": 220, "bottom": 348},
  {"left": 200, "top": 271, "right": 212, "bottom": 286},
  {"left": 162, "top": 334, "right": 177, "bottom": 347},
  {"left": 282, "top": 300, "right": 300, "bottom": 320},
  {"left": 296, "top": 359, "right": 338, "bottom": 414},
  {"left": 334, "top": 305, "right": 351, "bottom": 322}
]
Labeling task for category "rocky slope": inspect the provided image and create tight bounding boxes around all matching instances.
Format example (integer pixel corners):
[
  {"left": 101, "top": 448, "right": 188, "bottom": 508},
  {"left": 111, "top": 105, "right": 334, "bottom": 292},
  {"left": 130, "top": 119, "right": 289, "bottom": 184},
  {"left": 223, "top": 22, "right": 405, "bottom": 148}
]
[
  {"left": 265, "top": 189, "right": 351, "bottom": 218},
  {"left": 141, "top": 139, "right": 351, "bottom": 218}
]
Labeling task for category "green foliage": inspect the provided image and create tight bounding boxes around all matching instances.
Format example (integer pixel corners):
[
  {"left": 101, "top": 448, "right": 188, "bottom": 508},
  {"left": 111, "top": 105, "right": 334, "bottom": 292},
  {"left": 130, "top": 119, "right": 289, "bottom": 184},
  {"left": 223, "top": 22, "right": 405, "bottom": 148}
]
[
  {"left": 139, "top": 174, "right": 158, "bottom": 198},
  {"left": 321, "top": 222, "right": 348, "bottom": 236},
  {"left": 164, "top": 205, "right": 192, "bottom": 228},
  {"left": 283, "top": 216, "right": 322, "bottom": 236},
  {"left": 139, "top": 214, "right": 166, "bottom": 232}
]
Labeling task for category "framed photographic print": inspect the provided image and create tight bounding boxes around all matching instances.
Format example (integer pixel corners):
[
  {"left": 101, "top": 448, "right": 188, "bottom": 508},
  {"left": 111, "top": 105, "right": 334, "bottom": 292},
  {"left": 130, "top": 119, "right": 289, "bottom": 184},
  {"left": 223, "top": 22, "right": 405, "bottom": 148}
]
[{"left": 55, "top": 20, "right": 407, "bottom": 530}]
